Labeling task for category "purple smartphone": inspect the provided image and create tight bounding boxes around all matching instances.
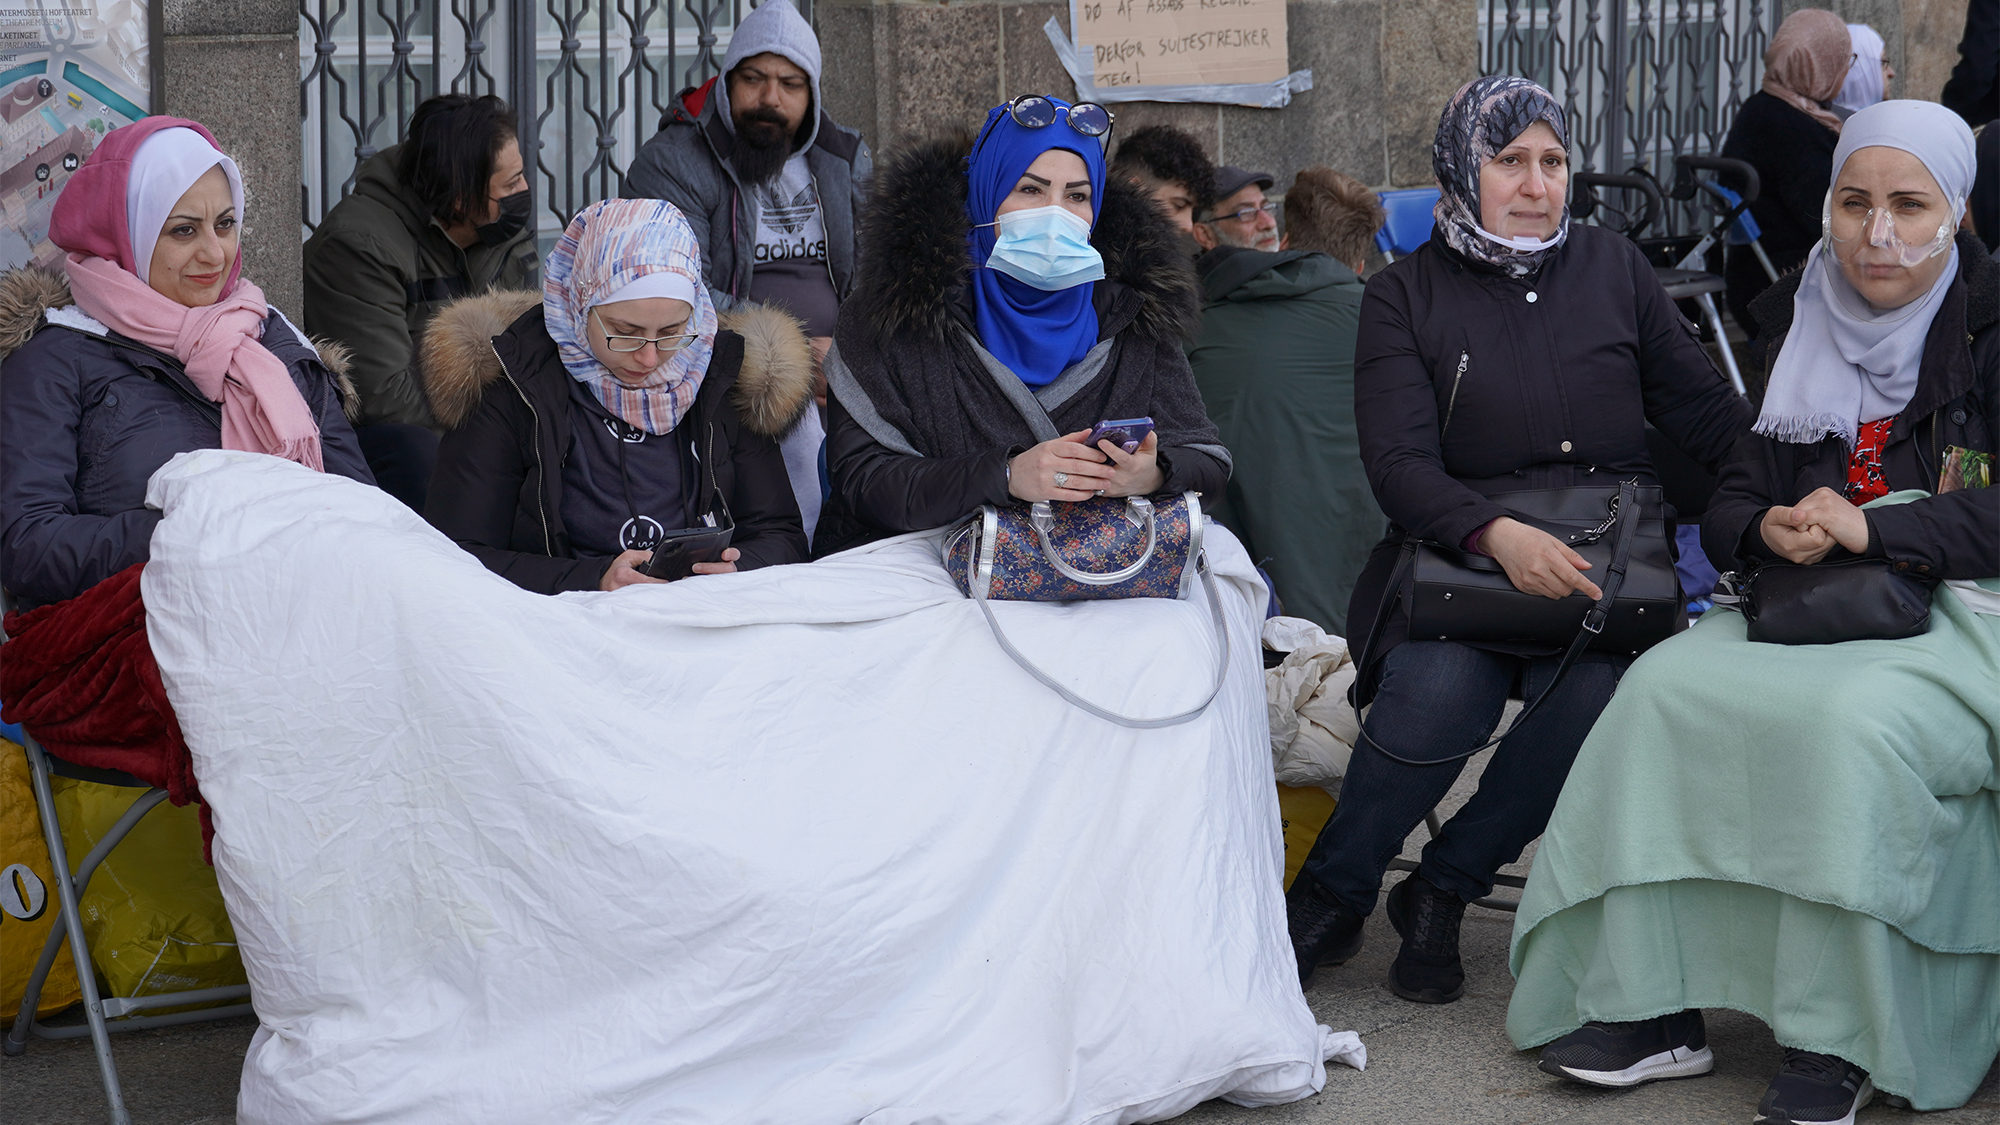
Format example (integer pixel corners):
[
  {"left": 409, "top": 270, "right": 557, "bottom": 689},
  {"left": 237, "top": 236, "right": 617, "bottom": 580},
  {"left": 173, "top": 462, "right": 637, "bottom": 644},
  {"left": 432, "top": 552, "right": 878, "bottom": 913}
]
[{"left": 1086, "top": 416, "right": 1155, "bottom": 456}]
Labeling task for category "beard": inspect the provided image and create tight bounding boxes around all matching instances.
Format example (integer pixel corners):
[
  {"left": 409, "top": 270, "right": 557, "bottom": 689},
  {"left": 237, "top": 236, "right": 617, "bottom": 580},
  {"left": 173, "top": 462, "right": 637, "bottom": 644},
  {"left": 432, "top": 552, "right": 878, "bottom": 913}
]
[{"left": 729, "top": 107, "right": 802, "bottom": 185}]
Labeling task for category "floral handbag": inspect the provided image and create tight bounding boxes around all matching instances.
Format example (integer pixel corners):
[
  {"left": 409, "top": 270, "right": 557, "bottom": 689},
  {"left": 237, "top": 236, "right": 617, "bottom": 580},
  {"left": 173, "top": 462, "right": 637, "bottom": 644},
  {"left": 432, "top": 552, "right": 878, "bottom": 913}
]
[{"left": 941, "top": 493, "right": 1229, "bottom": 728}]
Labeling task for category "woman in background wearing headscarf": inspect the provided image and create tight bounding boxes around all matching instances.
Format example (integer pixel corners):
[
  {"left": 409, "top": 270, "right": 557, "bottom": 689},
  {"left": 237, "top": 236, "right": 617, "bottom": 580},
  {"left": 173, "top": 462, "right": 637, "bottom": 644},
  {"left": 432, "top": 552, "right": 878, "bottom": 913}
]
[
  {"left": 421, "top": 198, "right": 810, "bottom": 594},
  {"left": 1516, "top": 101, "right": 1999, "bottom": 1122},
  {"left": 1, "top": 117, "right": 372, "bottom": 611},
  {"left": 1834, "top": 23, "right": 1892, "bottom": 116},
  {"left": 812, "top": 95, "right": 1228, "bottom": 557},
  {"left": 1721, "top": 9, "right": 1852, "bottom": 341},
  {"left": 1285, "top": 76, "right": 1751, "bottom": 1005}
]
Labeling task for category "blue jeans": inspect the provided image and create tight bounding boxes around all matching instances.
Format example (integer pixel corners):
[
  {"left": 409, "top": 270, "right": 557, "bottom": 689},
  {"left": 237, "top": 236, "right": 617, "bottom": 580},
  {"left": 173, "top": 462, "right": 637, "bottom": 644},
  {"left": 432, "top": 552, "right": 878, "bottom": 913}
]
[{"left": 1299, "top": 640, "right": 1627, "bottom": 911}]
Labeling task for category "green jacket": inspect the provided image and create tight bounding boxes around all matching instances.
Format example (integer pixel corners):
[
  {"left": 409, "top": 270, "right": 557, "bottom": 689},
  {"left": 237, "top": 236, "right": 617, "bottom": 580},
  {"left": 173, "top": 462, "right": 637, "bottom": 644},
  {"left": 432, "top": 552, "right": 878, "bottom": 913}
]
[
  {"left": 1187, "top": 247, "right": 1379, "bottom": 634},
  {"left": 302, "top": 146, "right": 538, "bottom": 430}
]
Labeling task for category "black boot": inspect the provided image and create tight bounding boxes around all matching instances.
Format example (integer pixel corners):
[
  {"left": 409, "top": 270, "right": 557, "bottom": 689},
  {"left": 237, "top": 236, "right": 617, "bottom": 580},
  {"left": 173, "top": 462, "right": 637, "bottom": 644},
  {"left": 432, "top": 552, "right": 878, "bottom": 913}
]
[
  {"left": 1285, "top": 875, "right": 1365, "bottom": 988},
  {"left": 1385, "top": 873, "right": 1466, "bottom": 1003}
]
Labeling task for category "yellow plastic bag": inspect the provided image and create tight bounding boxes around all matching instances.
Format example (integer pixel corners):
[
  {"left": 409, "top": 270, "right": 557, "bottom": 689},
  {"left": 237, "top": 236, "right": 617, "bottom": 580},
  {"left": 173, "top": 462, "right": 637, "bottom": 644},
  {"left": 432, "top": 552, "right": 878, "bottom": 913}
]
[
  {"left": 51, "top": 776, "right": 244, "bottom": 1012},
  {"left": 1277, "top": 783, "right": 1338, "bottom": 889},
  {"left": 1, "top": 738, "right": 83, "bottom": 1027}
]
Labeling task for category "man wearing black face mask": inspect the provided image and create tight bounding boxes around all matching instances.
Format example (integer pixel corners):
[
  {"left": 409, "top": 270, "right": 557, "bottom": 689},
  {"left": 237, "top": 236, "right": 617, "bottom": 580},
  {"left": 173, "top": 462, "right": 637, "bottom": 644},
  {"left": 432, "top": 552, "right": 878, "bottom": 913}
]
[
  {"left": 623, "top": 0, "right": 870, "bottom": 547},
  {"left": 304, "top": 93, "right": 538, "bottom": 510}
]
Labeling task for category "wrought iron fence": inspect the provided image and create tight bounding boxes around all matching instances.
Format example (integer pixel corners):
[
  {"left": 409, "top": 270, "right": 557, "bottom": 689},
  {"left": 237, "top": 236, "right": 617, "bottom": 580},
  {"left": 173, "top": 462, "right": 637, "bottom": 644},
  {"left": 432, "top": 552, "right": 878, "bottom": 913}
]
[
  {"left": 300, "top": 0, "right": 808, "bottom": 245},
  {"left": 1480, "top": 0, "right": 1780, "bottom": 235}
]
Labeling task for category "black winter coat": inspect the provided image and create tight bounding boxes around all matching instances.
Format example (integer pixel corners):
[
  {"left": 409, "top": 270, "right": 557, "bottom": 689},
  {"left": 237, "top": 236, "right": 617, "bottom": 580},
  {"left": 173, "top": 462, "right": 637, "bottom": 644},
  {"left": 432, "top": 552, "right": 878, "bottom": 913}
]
[
  {"left": 1720, "top": 92, "right": 1840, "bottom": 338},
  {"left": 1705, "top": 233, "right": 2000, "bottom": 580},
  {"left": 814, "top": 135, "right": 1230, "bottom": 558},
  {"left": 0, "top": 267, "right": 374, "bottom": 611},
  {"left": 1348, "top": 224, "right": 1754, "bottom": 697},
  {"left": 421, "top": 292, "right": 812, "bottom": 593}
]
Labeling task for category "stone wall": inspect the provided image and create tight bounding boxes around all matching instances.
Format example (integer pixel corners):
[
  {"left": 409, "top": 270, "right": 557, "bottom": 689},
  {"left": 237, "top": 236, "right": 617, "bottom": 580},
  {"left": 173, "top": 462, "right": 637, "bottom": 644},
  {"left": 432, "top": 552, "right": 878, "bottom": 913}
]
[
  {"left": 158, "top": 0, "right": 302, "bottom": 316},
  {"left": 815, "top": 0, "right": 1475, "bottom": 196}
]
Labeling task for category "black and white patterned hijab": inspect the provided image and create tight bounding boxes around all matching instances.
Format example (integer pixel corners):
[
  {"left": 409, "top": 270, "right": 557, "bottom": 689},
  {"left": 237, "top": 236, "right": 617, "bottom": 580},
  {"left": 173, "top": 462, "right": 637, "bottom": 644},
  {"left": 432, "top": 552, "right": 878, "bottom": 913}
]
[{"left": 1431, "top": 75, "right": 1572, "bottom": 277}]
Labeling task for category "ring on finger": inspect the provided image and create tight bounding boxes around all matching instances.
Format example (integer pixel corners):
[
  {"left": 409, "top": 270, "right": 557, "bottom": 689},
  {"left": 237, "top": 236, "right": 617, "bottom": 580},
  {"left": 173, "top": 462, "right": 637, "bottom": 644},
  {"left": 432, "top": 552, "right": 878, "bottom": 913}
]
[{"left": 1053, "top": 470, "right": 1069, "bottom": 488}]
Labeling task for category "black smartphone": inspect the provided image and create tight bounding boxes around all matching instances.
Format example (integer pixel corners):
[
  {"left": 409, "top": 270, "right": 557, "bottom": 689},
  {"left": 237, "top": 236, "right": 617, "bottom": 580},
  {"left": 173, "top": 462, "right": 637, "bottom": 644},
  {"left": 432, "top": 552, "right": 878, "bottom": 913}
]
[
  {"left": 1086, "top": 416, "right": 1155, "bottom": 456},
  {"left": 640, "top": 524, "right": 735, "bottom": 580}
]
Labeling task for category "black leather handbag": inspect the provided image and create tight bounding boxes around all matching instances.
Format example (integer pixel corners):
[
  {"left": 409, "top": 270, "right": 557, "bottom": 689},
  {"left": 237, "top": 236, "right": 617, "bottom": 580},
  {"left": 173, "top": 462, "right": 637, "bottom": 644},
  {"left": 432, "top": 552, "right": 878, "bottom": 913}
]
[
  {"left": 1351, "top": 479, "right": 1682, "bottom": 765},
  {"left": 1406, "top": 482, "right": 1685, "bottom": 656},
  {"left": 1719, "top": 558, "right": 1935, "bottom": 645}
]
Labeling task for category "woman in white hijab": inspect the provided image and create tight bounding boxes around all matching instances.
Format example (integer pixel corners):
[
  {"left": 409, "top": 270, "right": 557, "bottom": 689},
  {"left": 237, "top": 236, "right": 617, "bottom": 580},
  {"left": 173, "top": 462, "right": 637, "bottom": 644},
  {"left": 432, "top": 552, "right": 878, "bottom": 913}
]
[
  {"left": 1834, "top": 24, "right": 1892, "bottom": 116},
  {"left": 1507, "top": 100, "right": 1999, "bottom": 1123}
]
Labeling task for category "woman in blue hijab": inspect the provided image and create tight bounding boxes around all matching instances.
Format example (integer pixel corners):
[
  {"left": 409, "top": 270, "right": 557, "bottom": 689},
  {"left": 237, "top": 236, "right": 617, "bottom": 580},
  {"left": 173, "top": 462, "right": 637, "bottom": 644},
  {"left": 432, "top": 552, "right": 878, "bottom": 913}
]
[{"left": 813, "top": 95, "right": 1229, "bottom": 556}]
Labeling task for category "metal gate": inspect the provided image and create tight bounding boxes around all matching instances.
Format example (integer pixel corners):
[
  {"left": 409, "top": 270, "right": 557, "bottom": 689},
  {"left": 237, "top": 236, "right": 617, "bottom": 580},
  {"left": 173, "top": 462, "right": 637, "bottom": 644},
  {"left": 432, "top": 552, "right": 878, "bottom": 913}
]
[
  {"left": 1480, "top": 0, "right": 1782, "bottom": 234},
  {"left": 299, "top": 0, "right": 807, "bottom": 245}
]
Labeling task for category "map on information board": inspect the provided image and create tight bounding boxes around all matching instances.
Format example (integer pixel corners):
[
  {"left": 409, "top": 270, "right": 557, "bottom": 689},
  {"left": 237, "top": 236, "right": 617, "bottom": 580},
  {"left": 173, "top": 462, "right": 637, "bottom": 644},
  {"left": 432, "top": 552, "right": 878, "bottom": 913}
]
[
  {"left": 0, "top": 2, "right": 150, "bottom": 271},
  {"left": 1070, "top": 0, "right": 1287, "bottom": 91}
]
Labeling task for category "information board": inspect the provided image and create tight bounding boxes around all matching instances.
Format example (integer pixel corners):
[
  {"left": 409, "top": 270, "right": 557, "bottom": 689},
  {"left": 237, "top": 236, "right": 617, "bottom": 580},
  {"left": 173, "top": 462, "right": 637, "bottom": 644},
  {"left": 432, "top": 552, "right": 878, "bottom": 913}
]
[
  {"left": 0, "top": 2, "right": 152, "bottom": 270},
  {"left": 1071, "top": 0, "right": 1288, "bottom": 91}
]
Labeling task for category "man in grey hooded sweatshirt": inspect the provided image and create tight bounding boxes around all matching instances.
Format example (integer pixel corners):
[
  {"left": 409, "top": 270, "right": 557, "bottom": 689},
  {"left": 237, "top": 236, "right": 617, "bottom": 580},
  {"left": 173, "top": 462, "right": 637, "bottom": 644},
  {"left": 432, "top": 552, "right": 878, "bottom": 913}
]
[
  {"left": 625, "top": 0, "right": 867, "bottom": 544},
  {"left": 625, "top": 0, "right": 868, "bottom": 333}
]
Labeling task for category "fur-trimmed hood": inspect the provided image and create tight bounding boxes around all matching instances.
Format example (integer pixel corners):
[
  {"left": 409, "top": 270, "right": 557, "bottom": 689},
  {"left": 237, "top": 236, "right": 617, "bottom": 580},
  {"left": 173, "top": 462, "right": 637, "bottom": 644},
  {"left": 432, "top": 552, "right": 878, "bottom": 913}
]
[
  {"left": 0, "top": 264, "right": 361, "bottom": 420},
  {"left": 418, "top": 289, "right": 815, "bottom": 437},
  {"left": 842, "top": 132, "right": 1200, "bottom": 346}
]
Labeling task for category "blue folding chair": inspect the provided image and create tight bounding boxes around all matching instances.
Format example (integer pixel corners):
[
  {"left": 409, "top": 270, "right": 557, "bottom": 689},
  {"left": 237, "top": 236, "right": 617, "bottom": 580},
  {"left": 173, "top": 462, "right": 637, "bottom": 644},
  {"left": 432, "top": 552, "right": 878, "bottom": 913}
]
[{"left": 1373, "top": 188, "right": 1441, "bottom": 262}]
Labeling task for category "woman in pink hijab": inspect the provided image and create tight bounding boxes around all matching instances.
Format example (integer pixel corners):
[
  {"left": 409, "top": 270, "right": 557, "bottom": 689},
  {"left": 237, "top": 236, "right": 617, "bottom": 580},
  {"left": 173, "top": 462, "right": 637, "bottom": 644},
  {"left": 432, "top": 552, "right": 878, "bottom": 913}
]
[{"left": 0, "top": 117, "right": 373, "bottom": 610}]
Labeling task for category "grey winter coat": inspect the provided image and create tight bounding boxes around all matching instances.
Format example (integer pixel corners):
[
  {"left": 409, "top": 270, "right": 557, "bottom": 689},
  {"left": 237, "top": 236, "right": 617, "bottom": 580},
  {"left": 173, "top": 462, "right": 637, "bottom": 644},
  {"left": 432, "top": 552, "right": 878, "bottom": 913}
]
[
  {"left": 0, "top": 267, "right": 374, "bottom": 610},
  {"left": 623, "top": 81, "right": 869, "bottom": 312}
]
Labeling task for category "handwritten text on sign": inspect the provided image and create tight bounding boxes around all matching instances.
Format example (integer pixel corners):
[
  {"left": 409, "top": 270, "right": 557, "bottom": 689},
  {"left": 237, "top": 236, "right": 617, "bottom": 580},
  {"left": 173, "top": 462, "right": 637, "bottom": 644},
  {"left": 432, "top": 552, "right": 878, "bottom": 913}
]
[{"left": 1073, "top": 0, "right": 1287, "bottom": 90}]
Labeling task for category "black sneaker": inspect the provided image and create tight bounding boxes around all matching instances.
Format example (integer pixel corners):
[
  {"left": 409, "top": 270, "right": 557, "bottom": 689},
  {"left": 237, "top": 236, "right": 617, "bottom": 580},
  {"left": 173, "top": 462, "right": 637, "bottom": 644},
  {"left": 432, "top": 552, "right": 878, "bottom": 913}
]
[
  {"left": 1756, "top": 1050, "right": 1874, "bottom": 1124},
  {"left": 1539, "top": 1009, "right": 1715, "bottom": 1087},
  {"left": 1285, "top": 874, "right": 1365, "bottom": 988},
  {"left": 1384, "top": 874, "right": 1466, "bottom": 1003}
]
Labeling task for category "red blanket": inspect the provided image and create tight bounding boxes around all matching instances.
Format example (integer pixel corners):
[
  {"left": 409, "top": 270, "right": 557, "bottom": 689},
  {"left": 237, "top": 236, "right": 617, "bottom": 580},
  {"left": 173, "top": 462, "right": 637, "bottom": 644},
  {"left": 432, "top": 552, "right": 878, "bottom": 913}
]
[{"left": 1, "top": 563, "right": 208, "bottom": 853}]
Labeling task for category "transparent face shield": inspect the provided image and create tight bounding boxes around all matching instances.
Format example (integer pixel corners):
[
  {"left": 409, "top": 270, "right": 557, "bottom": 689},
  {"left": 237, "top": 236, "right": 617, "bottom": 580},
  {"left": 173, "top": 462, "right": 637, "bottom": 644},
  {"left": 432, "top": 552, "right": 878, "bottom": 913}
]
[{"left": 1822, "top": 191, "right": 1962, "bottom": 268}]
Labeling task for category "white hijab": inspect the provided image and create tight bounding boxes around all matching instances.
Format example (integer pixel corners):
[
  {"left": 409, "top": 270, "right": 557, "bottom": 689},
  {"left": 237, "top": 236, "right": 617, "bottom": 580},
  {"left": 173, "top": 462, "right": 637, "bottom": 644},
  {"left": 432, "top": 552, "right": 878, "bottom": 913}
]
[
  {"left": 1834, "top": 24, "right": 1886, "bottom": 115},
  {"left": 1755, "top": 101, "right": 1975, "bottom": 448},
  {"left": 125, "top": 126, "right": 242, "bottom": 285}
]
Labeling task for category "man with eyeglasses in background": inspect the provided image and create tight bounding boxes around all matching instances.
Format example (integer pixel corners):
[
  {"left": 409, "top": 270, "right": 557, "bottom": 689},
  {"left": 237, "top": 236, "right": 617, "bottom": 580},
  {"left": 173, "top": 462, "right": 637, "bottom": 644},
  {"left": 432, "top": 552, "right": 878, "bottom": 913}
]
[{"left": 1192, "top": 167, "right": 1281, "bottom": 253}]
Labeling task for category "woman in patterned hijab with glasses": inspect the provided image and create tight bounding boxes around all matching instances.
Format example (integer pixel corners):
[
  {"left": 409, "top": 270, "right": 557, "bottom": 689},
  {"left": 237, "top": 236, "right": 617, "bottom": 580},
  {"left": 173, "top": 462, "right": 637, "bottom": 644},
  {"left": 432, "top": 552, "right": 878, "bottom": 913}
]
[
  {"left": 421, "top": 197, "right": 810, "bottom": 593},
  {"left": 1286, "top": 75, "right": 1752, "bottom": 1005}
]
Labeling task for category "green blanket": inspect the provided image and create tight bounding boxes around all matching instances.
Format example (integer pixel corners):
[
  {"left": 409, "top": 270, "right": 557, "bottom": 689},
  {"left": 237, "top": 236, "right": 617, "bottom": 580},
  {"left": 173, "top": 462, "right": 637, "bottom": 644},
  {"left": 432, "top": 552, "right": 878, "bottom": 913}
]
[{"left": 1507, "top": 501, "right": 2000, "bottom": 1109}]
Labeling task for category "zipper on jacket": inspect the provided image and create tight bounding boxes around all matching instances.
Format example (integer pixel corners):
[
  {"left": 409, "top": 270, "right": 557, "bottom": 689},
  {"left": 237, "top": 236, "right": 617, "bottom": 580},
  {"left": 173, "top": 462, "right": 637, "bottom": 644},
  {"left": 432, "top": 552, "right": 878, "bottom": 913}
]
[
  {"left": 705, "top": 420, "right": 735, "bottom": 529},
  {"left": 1441, "top": 351, "right": 1468, "bottom": 437},
  {"left": 490, "top": 341, "right": 556, "bottom": 555},
  {"left": 808, "top": 169, "right": 841, "bottom": 300}
]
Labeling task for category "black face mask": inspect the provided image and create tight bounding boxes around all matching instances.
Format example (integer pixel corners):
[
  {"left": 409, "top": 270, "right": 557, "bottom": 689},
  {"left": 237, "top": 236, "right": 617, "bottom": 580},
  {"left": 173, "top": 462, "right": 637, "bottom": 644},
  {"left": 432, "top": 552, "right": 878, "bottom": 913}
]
[{"left": 476, "top": 190, "right": 531, "bottom": 246}]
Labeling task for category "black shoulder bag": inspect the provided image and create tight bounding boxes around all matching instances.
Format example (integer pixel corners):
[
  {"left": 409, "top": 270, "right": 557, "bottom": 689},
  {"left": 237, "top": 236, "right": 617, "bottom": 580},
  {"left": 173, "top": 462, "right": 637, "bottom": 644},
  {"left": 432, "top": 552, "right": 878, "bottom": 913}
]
[{"left": 1349, "top": 479, "right": 1684, "bottom": 765}]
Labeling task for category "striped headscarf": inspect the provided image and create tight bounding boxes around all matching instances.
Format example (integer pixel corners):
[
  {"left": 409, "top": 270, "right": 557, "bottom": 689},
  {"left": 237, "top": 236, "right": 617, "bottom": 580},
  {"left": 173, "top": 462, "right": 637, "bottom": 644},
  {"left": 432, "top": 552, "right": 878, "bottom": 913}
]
[{"left": 543, "top": 198, "right": 717, "bottom": 434}]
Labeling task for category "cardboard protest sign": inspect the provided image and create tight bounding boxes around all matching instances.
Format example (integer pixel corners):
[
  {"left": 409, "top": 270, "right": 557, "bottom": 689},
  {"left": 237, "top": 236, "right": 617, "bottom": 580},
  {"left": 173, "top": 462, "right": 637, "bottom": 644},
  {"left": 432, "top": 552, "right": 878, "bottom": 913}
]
[{"left": 1071, "top": 0, "right": 1288, "bottom": 91}]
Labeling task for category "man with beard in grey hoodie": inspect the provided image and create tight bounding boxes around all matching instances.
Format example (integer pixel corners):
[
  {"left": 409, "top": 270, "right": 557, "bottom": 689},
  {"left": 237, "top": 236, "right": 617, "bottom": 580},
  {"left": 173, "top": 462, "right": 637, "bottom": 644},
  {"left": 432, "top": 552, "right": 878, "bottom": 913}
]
[{"left": 625, "top": 0, "right": 868, "bottom": 544}]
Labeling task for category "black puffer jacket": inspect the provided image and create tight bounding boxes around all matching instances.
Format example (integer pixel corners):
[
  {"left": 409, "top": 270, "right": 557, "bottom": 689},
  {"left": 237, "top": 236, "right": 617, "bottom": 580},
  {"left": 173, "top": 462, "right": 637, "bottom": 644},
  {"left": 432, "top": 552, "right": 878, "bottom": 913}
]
[
  {"left": 421, "top": 291, "right": 812, "bottom": 593},
  {"left": 0, "top": 266, "right": 374, "bottom": 611},
  {"left": 1705, "top": 233, "right": 2000, "bottom": 580},
  {"left": 814, "top": 133, "right": 1230, "bottom": 558},
  {"left": 1348, "top": 224, "right": 1754, "bottom": 697}
]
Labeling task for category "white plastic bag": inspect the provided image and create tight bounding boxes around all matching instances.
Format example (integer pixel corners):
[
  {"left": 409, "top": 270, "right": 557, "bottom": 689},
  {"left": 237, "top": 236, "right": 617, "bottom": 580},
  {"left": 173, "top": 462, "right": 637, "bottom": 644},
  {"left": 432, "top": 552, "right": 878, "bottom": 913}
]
[{"left": 1263, "top": 617, "right": 1361, "bottom": 789}]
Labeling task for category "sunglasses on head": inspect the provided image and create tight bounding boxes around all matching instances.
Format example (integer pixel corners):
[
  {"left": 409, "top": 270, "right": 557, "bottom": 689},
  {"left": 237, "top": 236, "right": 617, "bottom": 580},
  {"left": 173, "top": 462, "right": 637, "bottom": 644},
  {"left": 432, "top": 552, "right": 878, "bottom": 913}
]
[{"left": 1001, "top": 94, "right": 1115, "bottom": 139}]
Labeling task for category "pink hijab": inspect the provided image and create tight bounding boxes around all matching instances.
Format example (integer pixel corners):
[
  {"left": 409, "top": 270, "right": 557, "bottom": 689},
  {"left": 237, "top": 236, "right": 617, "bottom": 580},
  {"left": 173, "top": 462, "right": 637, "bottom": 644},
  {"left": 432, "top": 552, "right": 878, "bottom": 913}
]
[
  {"left": 48, "top": 117, "right": 323, "bottom": 471},
  {"left": 1761, "top": 9, "right": 1851, "bottom": 133}
]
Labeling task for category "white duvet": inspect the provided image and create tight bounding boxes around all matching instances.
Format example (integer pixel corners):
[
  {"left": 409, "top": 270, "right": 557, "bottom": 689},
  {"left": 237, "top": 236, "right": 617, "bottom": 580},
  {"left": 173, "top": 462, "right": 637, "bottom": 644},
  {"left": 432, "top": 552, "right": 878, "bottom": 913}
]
[{"left": 140, "top": 451, "right": 1362, "bottom": 1125}]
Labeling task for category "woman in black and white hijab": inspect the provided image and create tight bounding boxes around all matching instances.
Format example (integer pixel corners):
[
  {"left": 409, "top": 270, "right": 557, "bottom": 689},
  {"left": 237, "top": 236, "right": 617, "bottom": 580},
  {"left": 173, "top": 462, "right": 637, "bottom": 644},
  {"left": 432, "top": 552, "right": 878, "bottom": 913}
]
[{"left": 1286, "top": 75, "right": 1752, "bottom": 1006}]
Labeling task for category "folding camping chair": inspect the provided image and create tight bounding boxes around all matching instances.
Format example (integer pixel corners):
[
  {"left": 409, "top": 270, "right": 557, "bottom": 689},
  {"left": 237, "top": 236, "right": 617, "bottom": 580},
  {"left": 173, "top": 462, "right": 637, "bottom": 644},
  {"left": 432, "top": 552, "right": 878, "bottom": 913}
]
[
  {"left": 1374, "top": 188, "right": 1442, "bottom": 262},
  {"left": 1, "top": 597, "right": 253, "bottom": 1125}
]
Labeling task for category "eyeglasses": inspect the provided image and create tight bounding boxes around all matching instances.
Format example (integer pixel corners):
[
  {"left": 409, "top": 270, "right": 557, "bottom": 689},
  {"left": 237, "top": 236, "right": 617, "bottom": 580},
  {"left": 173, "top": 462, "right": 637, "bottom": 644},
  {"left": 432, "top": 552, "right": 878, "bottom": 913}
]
[
  {"left": 1205, "top": 201, "right": 1279, "bottom": 225},
  {"left": 593, "top": 307, "right": 700, "bottom": 354},
  {"left": 1002, "top": 94, "right": 1115, "bottom": 139}
]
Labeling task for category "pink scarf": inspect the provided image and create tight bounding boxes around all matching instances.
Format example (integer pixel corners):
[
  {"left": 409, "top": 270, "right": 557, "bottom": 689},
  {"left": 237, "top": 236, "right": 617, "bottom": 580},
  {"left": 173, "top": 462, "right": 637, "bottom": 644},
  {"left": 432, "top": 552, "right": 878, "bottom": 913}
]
[{"left": 62, "top": 253, "right": 324, "bottom": 471}]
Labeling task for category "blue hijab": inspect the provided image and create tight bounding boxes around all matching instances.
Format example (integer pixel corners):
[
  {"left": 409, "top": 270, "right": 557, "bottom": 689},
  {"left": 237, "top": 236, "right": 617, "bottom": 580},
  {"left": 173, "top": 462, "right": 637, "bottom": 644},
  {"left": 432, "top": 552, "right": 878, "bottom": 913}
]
[{"left": 965, "top": 100, "right": 1105, "bottom": 387}]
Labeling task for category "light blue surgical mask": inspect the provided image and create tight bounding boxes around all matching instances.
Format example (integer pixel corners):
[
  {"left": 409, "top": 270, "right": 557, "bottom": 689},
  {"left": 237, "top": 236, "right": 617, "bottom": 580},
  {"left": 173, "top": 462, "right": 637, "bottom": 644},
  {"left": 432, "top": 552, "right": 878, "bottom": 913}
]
[{"left": 981, "top": 204, "right": 1105, "bottom": 291}]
